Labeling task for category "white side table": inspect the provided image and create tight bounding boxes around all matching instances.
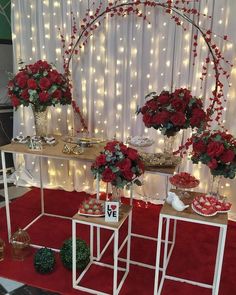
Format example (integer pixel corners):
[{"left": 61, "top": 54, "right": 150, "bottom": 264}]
[
  {"left": 154, "top": 191, "right": 228, "bottom": 295},
  {"left": 72, "top": 204, "right": 132, "bottom": 295}
]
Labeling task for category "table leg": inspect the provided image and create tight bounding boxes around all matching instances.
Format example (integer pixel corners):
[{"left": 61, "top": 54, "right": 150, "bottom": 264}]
[
  {"left": 1, "top": 151, "right": 11, "bottom": 241},
  {"left": 39, "top": 157, "right": 44, "bottom": 214},
  {"left": 154, "top": 214, "right": 164, "bottom": 295},
  {"left": 72, "top": 220, "right": 76, "bottom": 288},
  {"left": 126, "top": 210, "right": 132, "bottom": 272},
  {"left": 212, "top": 225, "right": 227, "bottom": 295},
  {"left": 113, "top": 229, "right": 119, "bottom": 295},
  {"left": 90, "top": 225, "right": 94, "bottom": 261},
  {"left": 96, "top": 177, "right": 101, "bottom": 259},
  {"left": 163, "top": 218, "right": 170, "bottom": 272}
]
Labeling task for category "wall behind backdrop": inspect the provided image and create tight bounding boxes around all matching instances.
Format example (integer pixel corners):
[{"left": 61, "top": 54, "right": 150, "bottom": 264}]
[{"left": 11, "top": 0, "right": 236, "bottom": 216}]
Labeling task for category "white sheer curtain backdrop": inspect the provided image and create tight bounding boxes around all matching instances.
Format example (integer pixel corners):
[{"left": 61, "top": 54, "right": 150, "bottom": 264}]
[{"left": 11, "top": 0, "right": 236, "bottom": 215}]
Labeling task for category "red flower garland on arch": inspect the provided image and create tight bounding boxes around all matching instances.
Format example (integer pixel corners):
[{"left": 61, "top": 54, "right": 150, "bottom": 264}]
[{"left": 60, "top": 0, "right": 232, "bottom": 152}]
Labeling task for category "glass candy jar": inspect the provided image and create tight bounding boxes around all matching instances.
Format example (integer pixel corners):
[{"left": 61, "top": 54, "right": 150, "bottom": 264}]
[{"left": 10, "top": 228, "right": 30, "bottom": 260}]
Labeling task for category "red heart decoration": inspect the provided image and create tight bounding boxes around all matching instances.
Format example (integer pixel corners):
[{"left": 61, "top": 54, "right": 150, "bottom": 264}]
[{"left": 111, "top": 205, "right": 117, "bottom": 210}]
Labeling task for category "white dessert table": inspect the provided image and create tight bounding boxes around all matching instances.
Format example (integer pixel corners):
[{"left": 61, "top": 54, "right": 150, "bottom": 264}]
[
  {"left": 72, "top": 204, "right": 132, "bottom": 295},
  {"left": 154, "top": 191, "right": 228, "bottom": 295}
]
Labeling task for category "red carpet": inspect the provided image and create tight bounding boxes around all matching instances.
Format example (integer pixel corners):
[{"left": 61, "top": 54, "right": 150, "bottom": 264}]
[{"left": 0, "top": 188, "right": 236, "bottom": 295}]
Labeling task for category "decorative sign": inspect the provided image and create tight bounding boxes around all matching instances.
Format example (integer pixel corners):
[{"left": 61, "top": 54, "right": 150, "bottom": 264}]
[{"left": 105, "top": 201, "right": 119, "bottom": 222}]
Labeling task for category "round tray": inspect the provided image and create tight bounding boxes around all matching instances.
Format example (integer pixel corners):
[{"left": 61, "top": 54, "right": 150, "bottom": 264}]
[
  {"left": 62, "top": 136, "right": 105, "bottom": 145},
  {"left": 191, "top": 204, "right": 217, "bottom": 217},
  {"left": 78, "top": 211, "right": 105, "bottom": 217}
]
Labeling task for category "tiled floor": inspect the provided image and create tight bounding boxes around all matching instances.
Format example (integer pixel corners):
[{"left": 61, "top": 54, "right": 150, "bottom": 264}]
[
  {"left": 0, "top": 184, "right": 60, "bottom": 295},
  {"left": 0, "top": 279, "right": 60, "bottom": 294}
]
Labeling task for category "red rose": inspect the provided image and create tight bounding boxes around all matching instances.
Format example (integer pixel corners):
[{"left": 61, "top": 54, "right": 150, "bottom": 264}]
[
  {"left": 158, "top": 94, "right": 170, "bottom": 105},
  {"left": 146, "top": 99, "right": 158, "bottom": 111},
  {"left": 11, "top": 95, "right": 20, "bottom": 107},
  {"left": 21, "top": 89, "right": 30, "bottom": 100},
  {"left": 143, "top": 113, "right": 153, "bottom": 127},
  {"left": 119, "top": 143, "right": 128, "bottom": 154},
  {"left": 105, "top": 141, "right": 119, "bottom": 152},
  {"left": 123, "top": 169, "right": 134, "bottom": 181},
  {"left": 137, "top": 159, "right": 145, "bottom": 173},
  {"left": 28, "top": 65, "right": 38, "bottom": 74},
  {"left": 48, "top": 70, "right": 60, "bottom": 83},
  {"left": 117, "top": 158, "right": 131, "bottom": 171},
  {"left": 207, "top": 141, "right": 225, "bottom": 158},
  {"left": 102, "top": 168, "right": 116, "bottom": 182},
  {"left": 141, "top": 105, "right": 148, "bottom": 114},
  {"left": 190, "top": 108, "right": 206, "bottom": 127},
  {"left": 27, "top": 79, "right": 38, "bottom": 90},
  {"left": 170, "top": 112, "right": 186, "bottom": 126},
  {"left": 39, "top": 77, "right": 51, "bottom": 90},
  {"left": 17, "top": 75, "right": 28, "bottom": 88},
  {"left": 126, "top": 147, "right": 138, "bottom": 160},
  {"left": 192, "top": 140, "right": 206, "bottom": 153},
  {"left": 95, "top": 154, "right": 106, "bottom": 166},
  {"left": 208, "top": 159, "right": 218, "bottom": 170},
  {"left": 39, "top": 91, "right": 49, "bottom": 102},
  {"left": 52, "top": 89, "right": 62, "bottom": 99},
  {"left": 152, "top": 111, "right": 170, "bottom": 125},
  {"left": 220, "top": 150, "right": 235, "bottom": 163},
  {"left": 173, "top": 88, "right": 191, "bottom": 104},
  {"left": 171, "top": 98, "right": 186, "bottom": 111}
]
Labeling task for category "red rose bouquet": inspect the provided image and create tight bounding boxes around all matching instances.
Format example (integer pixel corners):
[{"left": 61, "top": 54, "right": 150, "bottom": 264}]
[
  {"left": 137, "top": 88, "right": 206, "bottom": 137},
  {"left": 191, "top": 130, "right": 236, "bottom": 179},
  {"left": 91, "top": 141, "right": 145, "bottom": 188},
  {"left": 8, "top": 60, "right": 72, "bottom": 112}
]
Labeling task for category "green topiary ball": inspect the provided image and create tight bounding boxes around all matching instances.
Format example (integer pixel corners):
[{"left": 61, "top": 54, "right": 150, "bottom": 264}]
[
  {"left": 34, "top": 247, "right": 56, "bottom": 274},
  {"left": 60, "top": 238, "right": 90, "bottom": 271}
]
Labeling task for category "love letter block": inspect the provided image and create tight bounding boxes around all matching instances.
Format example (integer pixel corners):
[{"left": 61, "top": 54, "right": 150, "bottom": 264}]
[{"left": 105, "top": 201, "right": 119, "bottom": 222}]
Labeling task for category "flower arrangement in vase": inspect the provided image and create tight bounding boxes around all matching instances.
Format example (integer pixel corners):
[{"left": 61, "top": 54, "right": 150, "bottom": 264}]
[
  {"left": 191, "top": 130, "right": 236, "bottom": 196},
  {"left": 8, "top": 60, "right": 72, "bottom": 136},
  {"left": 137, "top": 88, "right": 206, "bottom": 137},
  {"left": 91, "top": 141, "right": 145, "bottom": 201},
  {"left": 191, "top": 130, "right": 236, "bottom": 179}
]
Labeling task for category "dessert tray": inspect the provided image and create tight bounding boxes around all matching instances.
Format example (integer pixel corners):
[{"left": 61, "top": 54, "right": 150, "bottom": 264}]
[
  {"left": 78, "top": 198, "right": 105, "bottom": 217},
  {"left": 140, "top": 152, "right": 181, "bottom": 167},
  {"left": 170, "top": 172, "right": 199, "bottom": 189},
  {"left": 62, "top": 136, "right": 105, "bottom": 145},
  {"left": 191, "top": 194, "right": 231, "bottom": 217},
  {"left": 127, "top": 136, "right": 154, "bottom": 147},
  {"left": 12, "top": 135, "right": 57, "bottom": 145}
]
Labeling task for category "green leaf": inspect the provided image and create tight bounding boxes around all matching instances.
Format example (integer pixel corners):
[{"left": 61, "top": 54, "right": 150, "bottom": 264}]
[{"left": 145, "top": 91, "right": 156, "bottom": 99}]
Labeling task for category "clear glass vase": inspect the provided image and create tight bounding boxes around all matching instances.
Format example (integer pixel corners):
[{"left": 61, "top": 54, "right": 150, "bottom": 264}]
[
  {"left": 163, "top": 133, "right": 177, "bottom": 154},
  {"left": 209, "top": 175, "right": 222, "bottom": 198},
  {"left": 32, "top": 106, "right": 48, "bottom": 137},
  {"left": 111, "top": 185, "right": 122, "bottom": 205}
]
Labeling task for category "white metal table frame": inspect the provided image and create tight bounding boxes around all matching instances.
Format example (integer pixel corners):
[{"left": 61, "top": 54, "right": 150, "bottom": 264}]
[
  {"left": 154, "top": 213, "right": 227, "bottom": 295},
  {"left": 118, "top": 171, "right": 173, "bottom": 270},
  {"left": 72, "top": 208, "right": 132, "bottom": 295},
  {"left": 1, "top": 149, "right": 99, "bottom": 252}
]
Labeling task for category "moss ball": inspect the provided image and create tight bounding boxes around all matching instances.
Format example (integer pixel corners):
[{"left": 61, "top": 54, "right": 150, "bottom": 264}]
[
  {"left": 60, "top": 238, "right": 90, "bottom": 271},
  {"left": 34, "top": 247, "right": 56, "bottom": 274}
]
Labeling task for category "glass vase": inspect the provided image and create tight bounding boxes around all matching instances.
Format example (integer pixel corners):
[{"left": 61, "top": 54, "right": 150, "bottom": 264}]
[
  {"left": 163, "top": 133, "right": 177, "bottom": 155},
  {"left": 111, "top": 185, "right": 122, "bottom": 205},
  {"left": 32, "top": 106, "right": 48, "bottom": 137},
  {"left": 209, "top": 175, "right": 222, "bottom": 198}
]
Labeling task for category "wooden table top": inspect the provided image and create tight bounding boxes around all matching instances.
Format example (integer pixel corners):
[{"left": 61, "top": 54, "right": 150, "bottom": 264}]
[
  {"left": 0, "top": 137, "right": 178, "bottom": 174},
  {"left": 73, "top": 204, "right": 132, "bottom": 229},
  {"left": 161, "top": 190, "right": 228, "bottom": 226}
]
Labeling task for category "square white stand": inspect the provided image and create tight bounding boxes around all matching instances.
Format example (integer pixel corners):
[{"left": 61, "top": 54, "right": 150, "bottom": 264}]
[
  {"left": 154, "top": 191, "right": 228, "bottom": 295},
  {"left": 72, "top": 204, "right": 132, "bottom": 295}
]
